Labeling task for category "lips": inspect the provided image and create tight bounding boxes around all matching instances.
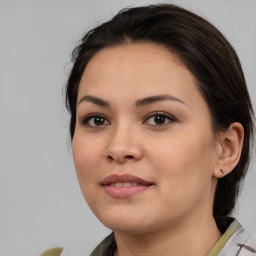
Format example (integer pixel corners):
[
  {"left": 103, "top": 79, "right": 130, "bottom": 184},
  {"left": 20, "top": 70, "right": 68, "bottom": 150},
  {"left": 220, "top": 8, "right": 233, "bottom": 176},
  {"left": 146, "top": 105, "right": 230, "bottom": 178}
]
[
  {"left": 101, "top": 174, "right": 153, "bottom": 186},
  {"left": 101, "top": 174, "right": 154, "bottom": 198}
]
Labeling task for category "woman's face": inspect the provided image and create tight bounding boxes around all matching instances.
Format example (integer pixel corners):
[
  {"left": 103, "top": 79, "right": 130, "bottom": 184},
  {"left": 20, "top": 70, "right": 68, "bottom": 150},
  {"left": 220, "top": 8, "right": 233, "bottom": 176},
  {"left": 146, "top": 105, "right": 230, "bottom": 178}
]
[{"left": 72, "top": 43, "right": 220, "bottom": 234}]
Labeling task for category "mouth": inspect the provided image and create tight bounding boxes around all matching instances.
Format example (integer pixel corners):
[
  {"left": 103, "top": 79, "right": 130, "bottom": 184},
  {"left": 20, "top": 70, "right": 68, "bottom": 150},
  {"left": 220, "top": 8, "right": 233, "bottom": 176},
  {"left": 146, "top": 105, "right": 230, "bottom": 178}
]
[{"left": 100, "top": 174, "right": 154, "bottom": 198}]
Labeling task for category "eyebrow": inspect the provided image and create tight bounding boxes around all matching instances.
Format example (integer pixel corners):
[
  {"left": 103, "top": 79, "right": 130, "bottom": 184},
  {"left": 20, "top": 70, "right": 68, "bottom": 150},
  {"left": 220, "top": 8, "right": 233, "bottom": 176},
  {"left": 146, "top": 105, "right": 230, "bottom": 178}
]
[
  {"left": 77, "top": 94, "right": 187, "bottom": 108},
  {"left": 135, "top": 94, "right": 187, "bottom": 107},
  {"left": 77, "top": 95, "right": 110, "bottom": 107}
]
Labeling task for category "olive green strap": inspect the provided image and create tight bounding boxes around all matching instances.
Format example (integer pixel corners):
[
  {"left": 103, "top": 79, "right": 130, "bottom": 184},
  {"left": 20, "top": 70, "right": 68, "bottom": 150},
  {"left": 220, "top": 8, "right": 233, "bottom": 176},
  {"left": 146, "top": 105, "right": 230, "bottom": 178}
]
[
  {"left": 207, "top": 221, "right": 241, "bottom": 256},
  {"left": 40, "top": 247, "right": 63, "bottom": 256}
]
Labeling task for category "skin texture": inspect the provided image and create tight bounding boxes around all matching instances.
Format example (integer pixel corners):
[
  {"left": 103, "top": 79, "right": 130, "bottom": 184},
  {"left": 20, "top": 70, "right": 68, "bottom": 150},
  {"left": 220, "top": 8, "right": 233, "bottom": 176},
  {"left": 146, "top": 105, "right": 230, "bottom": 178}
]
[{"left": 72, "top": 43, "right": 244, "bottom": 256}]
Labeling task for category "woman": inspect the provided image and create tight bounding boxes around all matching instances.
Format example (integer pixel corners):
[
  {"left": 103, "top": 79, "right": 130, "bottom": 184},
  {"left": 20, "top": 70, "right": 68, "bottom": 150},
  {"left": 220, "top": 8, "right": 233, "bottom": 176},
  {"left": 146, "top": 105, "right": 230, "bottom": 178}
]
[{"left": 42, "top": 3, "right": 255, "bottom": 256}]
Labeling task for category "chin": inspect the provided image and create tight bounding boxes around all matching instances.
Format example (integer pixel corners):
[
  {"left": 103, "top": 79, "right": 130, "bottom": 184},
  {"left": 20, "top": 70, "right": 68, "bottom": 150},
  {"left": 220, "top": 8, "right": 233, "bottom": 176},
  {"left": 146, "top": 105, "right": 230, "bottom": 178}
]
[
  {"left": 104, "top": 221, "right": 154, "bottom": 235},
  {"left": 94, "top": 206, "right": 156, "bottom": 234}
]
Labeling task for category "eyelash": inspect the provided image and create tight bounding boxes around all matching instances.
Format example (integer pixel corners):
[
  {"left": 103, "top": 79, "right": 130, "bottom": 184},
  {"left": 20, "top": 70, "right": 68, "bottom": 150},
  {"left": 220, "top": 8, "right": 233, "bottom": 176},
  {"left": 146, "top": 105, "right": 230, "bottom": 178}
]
[
  {"left": 143, "top": 112, "right": 176, "bottom": 126},
  {"left": 80, "top": 112, "right": 176, "bottom": 127},
  {"left": 80, "top": 114, "right": 110, "bottom": 127}
]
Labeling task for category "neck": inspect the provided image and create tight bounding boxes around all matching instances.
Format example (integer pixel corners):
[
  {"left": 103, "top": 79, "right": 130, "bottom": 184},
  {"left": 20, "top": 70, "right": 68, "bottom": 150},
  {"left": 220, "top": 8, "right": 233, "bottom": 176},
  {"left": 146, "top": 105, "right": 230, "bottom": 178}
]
[{"left": 114, "top": 214, "right": 221, "bottom": 256}]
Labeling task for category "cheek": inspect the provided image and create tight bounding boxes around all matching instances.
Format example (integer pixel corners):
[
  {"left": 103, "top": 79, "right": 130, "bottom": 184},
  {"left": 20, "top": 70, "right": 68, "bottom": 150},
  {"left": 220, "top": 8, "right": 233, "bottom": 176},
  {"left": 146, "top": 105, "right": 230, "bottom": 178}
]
[
  {"left": 146, "top": 131, "right": 217, "bottom": 194},
  {"left": 72, "top": 132, "right": 102, "bottom": 186},
  {"left": 145, "top": 134, "right": 217, "bottom": 220}
]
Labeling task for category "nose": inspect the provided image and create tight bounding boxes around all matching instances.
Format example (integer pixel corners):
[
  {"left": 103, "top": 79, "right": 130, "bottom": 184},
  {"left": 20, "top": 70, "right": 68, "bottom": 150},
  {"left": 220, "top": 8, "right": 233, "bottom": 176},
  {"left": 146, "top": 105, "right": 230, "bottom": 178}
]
[{"left": 104, "top": 125, "right": 143, "bottom": 163}]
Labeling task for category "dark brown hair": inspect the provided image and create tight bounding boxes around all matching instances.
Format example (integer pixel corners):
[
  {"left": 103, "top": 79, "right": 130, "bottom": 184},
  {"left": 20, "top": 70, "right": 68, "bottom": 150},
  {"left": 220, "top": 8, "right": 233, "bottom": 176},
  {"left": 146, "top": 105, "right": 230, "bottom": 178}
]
[{"left": 65, "top": 4, "right": 255, "bottom": 218}]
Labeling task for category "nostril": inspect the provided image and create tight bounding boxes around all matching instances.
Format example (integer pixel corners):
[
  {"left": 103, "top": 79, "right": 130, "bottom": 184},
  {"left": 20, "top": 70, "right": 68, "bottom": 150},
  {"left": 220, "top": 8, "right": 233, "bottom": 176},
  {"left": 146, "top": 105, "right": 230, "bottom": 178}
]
[
  {"left": 105, "top": 153, "right": 137, "bottom": 162},
  {"left": 125, "top": 155, "right": 134, "bottom": 159},
  {"left": 107, "top": 155, "right": 114, "bottom": 161}
]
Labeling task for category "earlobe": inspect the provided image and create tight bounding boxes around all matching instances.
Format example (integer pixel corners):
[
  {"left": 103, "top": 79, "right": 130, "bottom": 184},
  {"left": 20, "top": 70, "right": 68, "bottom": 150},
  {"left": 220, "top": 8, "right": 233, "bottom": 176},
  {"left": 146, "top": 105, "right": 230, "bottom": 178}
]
[{"left": 213, "top": 122, "right": 244, "bottom": 178}]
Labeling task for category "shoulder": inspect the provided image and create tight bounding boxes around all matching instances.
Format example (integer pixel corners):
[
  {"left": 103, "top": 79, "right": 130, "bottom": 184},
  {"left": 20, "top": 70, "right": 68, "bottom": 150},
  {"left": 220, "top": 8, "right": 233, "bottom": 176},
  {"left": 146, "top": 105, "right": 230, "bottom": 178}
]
[
  {"left": 240, "top": 231, "right": 256, "bottom": 255},
  {"left": 90, "top": 233, "right": 116, "bottom": 256},
  {"left": 220, "top": 224, "right": 256, "bottom": 256},
  {"left": 40, "top": 247, "right": 63, "bottom": 256}
]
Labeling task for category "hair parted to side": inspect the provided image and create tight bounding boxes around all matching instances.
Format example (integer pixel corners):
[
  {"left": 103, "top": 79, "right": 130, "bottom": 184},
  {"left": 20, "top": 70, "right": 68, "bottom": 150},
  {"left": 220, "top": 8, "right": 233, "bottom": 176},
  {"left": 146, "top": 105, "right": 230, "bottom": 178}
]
[{"left": 65, "top": 4, "right": 255, "bottom": 218}]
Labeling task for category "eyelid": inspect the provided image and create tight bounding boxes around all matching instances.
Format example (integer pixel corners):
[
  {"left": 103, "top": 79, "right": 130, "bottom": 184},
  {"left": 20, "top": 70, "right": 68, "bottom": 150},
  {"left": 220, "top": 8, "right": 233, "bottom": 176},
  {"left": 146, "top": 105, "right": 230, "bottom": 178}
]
[
  {"left": 143, "top": 111, "right": 176, "bottom": 125},
  {"left": 80, "top": 113, "right": 110, "bottom": 126}
]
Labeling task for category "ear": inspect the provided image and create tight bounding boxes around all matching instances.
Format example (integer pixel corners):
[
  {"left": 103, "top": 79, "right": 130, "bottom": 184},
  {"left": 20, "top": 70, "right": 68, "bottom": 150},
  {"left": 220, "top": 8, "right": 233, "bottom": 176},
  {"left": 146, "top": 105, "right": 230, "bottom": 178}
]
[{"left": 213, "top": 122, "right": 244, "bottom": 178}]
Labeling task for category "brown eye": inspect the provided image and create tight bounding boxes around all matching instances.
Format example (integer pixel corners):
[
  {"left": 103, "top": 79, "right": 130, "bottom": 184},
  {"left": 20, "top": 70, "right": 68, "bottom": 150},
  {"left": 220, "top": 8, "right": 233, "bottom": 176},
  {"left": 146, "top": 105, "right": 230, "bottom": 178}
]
[
  {"left": 81, "top": 114, "right": 110, "bottom": 127},
  {"left": 154, "top": 115, "right": 167, "bottom": 125},
  {"left": 145, "top": 112, "right": 175, "bottom": 126},
  {"left": 93, "top": 117, "right": 105, "bottom": 126}
]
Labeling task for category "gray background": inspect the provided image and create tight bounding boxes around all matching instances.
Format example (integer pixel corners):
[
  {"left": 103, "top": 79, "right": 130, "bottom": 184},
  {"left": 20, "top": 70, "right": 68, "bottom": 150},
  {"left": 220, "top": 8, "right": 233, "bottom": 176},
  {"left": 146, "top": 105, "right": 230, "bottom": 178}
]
[{"left": 0, "top": 0, "right": 255, "bottom": 255}]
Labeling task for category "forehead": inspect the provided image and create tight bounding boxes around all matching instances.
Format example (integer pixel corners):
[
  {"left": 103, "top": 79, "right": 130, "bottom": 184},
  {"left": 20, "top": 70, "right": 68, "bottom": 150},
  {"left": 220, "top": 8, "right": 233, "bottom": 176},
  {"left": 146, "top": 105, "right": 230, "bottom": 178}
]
[{"left": 78, "top": 43, "right": 201, "bottom": 106}]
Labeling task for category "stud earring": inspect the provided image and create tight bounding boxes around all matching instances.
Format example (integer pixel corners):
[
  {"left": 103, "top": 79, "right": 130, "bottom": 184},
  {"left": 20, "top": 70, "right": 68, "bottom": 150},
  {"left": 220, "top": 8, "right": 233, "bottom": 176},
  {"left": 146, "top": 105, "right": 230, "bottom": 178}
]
[{"left": 220, "top": 169, "right": 225, "bottom": 174}]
